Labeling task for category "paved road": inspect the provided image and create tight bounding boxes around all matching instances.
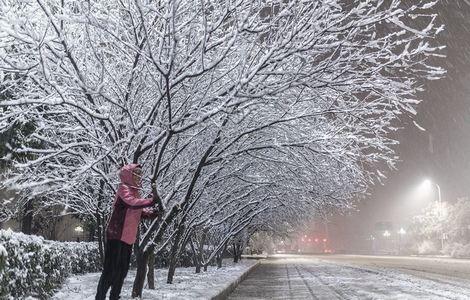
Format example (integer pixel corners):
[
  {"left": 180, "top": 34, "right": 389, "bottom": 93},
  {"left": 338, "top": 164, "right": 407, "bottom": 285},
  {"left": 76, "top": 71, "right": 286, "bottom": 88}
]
[{"left": 228, "top": 254, "right": 470, "bottom": 299}]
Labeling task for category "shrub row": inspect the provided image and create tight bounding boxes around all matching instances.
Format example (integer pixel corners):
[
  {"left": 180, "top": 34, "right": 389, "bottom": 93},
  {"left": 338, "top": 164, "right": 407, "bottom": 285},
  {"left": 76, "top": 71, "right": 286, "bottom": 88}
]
[{"left": 0, "top": 229, "right": 101, "bottom": 299}]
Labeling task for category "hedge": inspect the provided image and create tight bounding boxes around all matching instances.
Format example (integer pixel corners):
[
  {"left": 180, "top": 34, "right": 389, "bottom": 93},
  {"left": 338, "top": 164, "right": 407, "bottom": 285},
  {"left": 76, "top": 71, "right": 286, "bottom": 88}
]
[{"left": 0, "top": 229, "right": 101, "bottom": 299}]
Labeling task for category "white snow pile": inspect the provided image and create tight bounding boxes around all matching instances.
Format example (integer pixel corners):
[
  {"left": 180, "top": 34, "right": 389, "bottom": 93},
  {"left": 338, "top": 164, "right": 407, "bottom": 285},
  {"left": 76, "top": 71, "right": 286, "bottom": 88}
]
[{"left": 0, "top": 229, "right": 100, "bottom": 299}]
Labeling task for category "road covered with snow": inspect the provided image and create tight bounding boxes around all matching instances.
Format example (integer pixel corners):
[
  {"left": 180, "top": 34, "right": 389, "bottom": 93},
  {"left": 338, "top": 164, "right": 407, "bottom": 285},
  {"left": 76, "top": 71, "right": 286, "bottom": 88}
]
[{"left": 228, "top": 254, "right": 470, "bottom": 299}]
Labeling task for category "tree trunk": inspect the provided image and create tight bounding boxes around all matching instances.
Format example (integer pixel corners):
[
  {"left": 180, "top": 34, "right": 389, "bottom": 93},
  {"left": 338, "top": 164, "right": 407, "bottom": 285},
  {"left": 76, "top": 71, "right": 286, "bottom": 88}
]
[
  {"left": 21, "top": 200, "right": 33, "bottom": 234},
  {"left": 167, "top": 226, "right": 184, "bottom": 284},
  {"left": 197, "top": 230, "right": 207, "bottom": 272},
  {"left": 217, "top": 241, "right": 228, "bottom": 268},
  {"left": 237, "top": 242, "right": 243, "bottom": 262},
  {"left": 217, "top": 253, "right": 223, "bottom": 268},
  {"left": 233, "top": 243, "right": 239, "bottom": 263},
  {"left": 189, "top": 237, "right": 201, "bottom": 273},
  {"left": 96, "top": 180, "right": 106, "bottom": 264},
  {"left": 132, "top": 248, "right": 150, "bottom": 298},
  {"left": 96, "top": 211, "right": 105, "bottom": 264},
  {"left": 147, "top": 250, "right": 155, "bottom": 289}
]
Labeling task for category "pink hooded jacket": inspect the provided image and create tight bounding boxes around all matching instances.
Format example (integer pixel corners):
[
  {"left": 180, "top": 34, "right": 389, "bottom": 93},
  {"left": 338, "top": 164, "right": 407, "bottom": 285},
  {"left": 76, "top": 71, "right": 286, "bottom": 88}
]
[{"left": 106, "top": 164, "right": 156, "bottom": 245}]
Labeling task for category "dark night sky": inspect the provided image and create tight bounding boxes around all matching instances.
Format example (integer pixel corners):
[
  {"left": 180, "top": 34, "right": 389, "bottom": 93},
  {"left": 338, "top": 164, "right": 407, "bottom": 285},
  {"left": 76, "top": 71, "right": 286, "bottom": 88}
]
[{"left": 334, "top": 1, "right": 470, "bottom": 245}]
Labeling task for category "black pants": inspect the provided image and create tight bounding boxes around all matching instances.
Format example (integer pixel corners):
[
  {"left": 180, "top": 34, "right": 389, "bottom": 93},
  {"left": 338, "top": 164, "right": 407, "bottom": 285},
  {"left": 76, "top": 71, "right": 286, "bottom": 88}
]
[{"left": 96, "top": 239, "right": 132, "bottom": 300}]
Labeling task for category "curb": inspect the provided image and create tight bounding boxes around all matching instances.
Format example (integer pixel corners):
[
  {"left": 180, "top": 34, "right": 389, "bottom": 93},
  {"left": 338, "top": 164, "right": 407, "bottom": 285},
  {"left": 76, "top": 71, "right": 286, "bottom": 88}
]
[{"left": 210, "top": 260, "right": 262, "bottom": 300}]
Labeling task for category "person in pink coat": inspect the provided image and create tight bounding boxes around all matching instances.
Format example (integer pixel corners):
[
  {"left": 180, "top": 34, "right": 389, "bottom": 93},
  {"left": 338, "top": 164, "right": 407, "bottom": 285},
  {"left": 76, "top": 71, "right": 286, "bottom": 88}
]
[{"left": 96, "top": 163, "right": 160, "bottom": 300}]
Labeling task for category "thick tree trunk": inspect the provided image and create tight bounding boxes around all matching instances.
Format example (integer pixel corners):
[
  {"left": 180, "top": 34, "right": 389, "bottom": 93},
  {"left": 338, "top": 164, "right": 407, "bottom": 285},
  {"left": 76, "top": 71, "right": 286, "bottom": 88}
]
[
  {"left": 233, "top": 243, "right": 239, "bottom": 263},
  {"left": 197, "top": 230, "right": 207, "bottom": 272},
  {"left": 189, "top": 237, "right": 201, "bottom": 273},
  {"left": 147, "top": 251, "right": 155, "bottom": 289},
  {"left": 167, "top": 226, "right": 184, "bottom": 284},
  {"left": 21, "top": 201, "right": 33, "bottom": 234},
  {"left": 235, "top": 242, "right": 243, "bottom": 262},
  {"left": 217, "top": 241, "right": 228, "bottom": 268},
  {"left": 132, "top": 248, "right": 150, "bottom": 298},
  {"left": 217, "top": 253, "right": 223, "bottom": 268}
]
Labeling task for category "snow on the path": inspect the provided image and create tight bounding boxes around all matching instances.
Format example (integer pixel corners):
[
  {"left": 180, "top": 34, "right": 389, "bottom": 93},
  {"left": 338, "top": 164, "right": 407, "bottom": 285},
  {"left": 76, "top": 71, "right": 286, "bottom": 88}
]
[
  {"left": 52, "top": 259, "right": 257, "bottom": 300},
  {"left": 229, "top": 256, "right": 470, "bottom": 300},
  {"left": 299, "top": 261, "right": 470, "bottom": 299}
]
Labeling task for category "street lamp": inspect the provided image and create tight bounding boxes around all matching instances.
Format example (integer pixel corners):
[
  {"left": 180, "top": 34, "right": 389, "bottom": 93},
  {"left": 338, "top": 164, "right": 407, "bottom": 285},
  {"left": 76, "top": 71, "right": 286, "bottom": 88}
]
[
  {"left": 397, "top": 228, "right": 406, "bottom": 255},
  {"left": 423, "top": 179, "right": 441, "bottom": 203},
  {"left": 422, "top": 179, "right": 444, "bottom": 250},
  {"left": 383, "top": 230, "right": 391, "bottom": 238},
  {"left": 74, "top": 225, "right": 84, "bottom": 242}
]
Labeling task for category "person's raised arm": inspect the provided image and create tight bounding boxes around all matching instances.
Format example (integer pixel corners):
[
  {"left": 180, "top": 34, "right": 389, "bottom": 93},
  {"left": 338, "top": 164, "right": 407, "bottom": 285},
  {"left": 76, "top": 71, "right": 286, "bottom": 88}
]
[{"left": 119, "top": 185, "right": 154, "bottom": 209}]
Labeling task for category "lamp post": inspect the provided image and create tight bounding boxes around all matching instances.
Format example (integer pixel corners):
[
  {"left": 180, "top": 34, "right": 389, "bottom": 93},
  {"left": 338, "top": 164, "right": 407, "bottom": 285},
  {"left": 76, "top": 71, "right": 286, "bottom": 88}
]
[
  {"left": 423, "top": 179, "right": 444, "bottom": 250},
  {"left": 383, "top": 230, "right": 391, "bottom": 253},
  {"left": 423, "top": 179, "right": 441, "bottom": 203},
  {"left": 397, "top": 228, "right": 406, "bottom": 255}
]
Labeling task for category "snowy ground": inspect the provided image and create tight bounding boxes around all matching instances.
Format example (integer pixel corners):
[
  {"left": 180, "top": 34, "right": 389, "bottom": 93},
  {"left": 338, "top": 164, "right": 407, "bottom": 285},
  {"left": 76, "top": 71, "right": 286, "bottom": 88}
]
[
  {"left": 228, "top": 254, "right": 470, "bottom": 299},
  {"left": 52, "top": 259, "right": 257, "bottom": 300}
]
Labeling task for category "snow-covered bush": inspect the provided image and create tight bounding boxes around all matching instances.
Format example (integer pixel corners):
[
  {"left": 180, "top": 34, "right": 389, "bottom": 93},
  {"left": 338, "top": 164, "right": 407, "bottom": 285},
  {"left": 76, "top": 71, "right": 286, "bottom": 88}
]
[
  {"left": 416, "top": 240, "right": 439, "bottom": 255},
  {"left": 0, "top": 229, "right": 100, "bottom": 299},
  {"left": 443, "top": 242, "right": 470, "bottom": 258}
]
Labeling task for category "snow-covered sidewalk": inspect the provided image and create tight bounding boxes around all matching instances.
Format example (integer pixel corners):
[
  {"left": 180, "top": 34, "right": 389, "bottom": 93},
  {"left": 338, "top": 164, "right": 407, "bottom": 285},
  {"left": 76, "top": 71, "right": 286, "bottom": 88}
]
[
  {"left": 229, "top": 255, "right": 470, "bottom": 299},
  {"left": 52, "top": 259, "right": 258, "bottom": 300}
]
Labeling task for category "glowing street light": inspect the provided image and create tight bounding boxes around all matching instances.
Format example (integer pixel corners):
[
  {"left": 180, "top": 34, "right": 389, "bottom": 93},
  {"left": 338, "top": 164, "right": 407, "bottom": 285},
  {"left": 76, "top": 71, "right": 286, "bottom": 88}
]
[
  {"left": 397, "top": 227, "right": 406, "bottom": 255},
  {"left": 383, "top": 230, "right": 391, "bottom": 238},
  {"left": 74, "top": 225, "right": 84, "bottom": 242},
  {"left": 422, "top": 179, "right": 441, "bottom": 203},
  {"left": 422, "top": 179, "right": 444, "bottom": 250}
]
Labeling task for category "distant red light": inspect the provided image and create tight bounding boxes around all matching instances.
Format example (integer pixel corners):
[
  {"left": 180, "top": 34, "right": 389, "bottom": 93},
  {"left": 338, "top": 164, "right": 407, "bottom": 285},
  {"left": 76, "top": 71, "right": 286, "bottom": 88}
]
[
  {"left": 314, "top": 238, "right": 319, "bottom": 242},
  {"left": 323, "top": 238, "right": 327, "bottom": 242}
]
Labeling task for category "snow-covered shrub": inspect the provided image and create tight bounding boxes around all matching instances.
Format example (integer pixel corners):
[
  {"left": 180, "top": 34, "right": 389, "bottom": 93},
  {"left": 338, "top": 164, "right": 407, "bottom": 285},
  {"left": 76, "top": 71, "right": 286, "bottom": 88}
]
[
  {"left": 443, "top": 242, "right": 470, "bottom": 258},
  {"left": 416, "top": 240, "right": 439, "bottom": 255},
  {"left": 0, "top": 229, "right": 100, "bottom": 299}
]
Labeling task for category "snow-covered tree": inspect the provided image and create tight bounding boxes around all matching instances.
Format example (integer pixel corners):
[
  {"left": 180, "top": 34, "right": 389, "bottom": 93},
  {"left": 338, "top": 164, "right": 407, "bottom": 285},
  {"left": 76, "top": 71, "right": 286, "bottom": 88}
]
[{"left": 0, "top": 0, "right": 444, "bottom": 295}]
